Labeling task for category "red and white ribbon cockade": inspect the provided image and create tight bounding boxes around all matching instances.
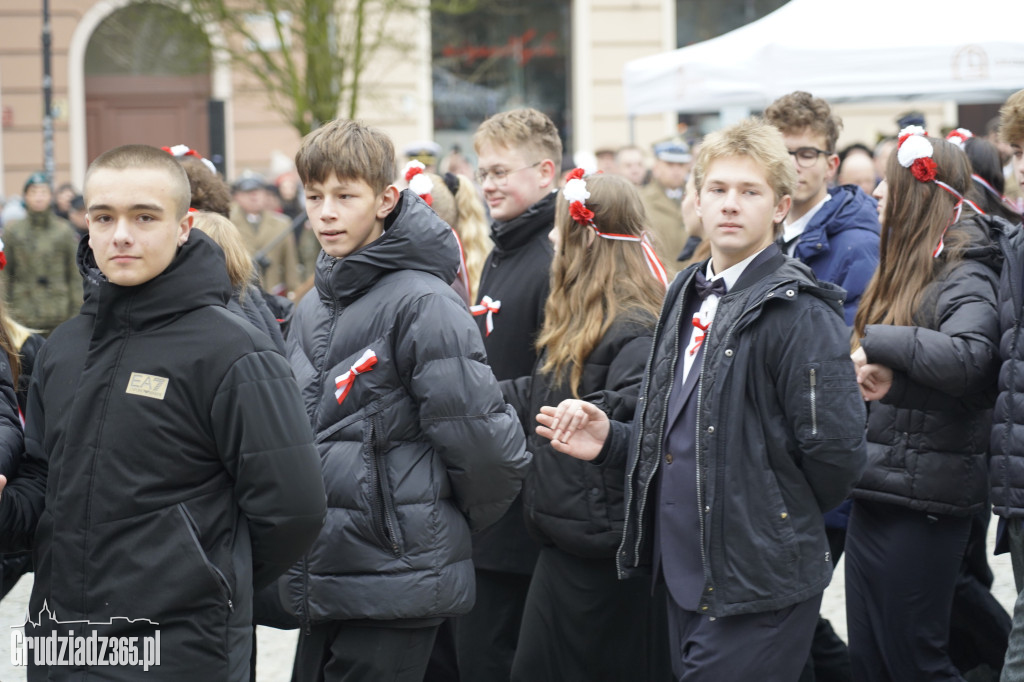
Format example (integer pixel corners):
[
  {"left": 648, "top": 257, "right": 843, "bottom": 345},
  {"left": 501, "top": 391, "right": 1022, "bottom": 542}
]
[
  {"left": 470, "top": 296, "right": 501, "bottom": 336},
  {"left": 335, "top": 349, "right": 378, "bottom": 405},
  {"left": 0, "top": 237, "right": 7, "bottom": 270},
  {"left": 404, "top": 160, "right": 433, "bottom": 207},
  {"left": 562, "top": 168, "right": 667, "bottom": 288},
  {"left": 688, "top": 313, "right": 711, "bottom": 356}
]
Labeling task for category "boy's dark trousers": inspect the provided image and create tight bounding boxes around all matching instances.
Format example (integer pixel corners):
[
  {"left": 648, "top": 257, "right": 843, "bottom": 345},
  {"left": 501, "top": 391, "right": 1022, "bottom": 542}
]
[{"left": 291, "top": 621, "right": 439, "bottom": 682}]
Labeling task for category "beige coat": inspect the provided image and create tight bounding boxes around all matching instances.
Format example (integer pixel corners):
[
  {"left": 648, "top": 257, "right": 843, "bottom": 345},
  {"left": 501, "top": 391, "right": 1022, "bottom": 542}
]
[
  {"left": 639, "top": 180, "right": 686, "bottom": 276},
  {"left": 230, "top": 206, "right": 300, "bottom": 294}
]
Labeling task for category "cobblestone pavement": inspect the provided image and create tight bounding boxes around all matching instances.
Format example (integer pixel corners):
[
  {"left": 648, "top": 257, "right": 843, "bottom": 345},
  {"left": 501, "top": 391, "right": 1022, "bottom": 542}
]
[{"left": 0, "top": 516, "right": 1016, "bottom": 681}]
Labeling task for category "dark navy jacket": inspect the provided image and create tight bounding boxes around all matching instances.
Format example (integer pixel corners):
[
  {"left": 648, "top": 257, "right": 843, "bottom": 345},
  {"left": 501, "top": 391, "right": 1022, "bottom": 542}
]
[{"left": 791, "top": 185, "right": 880, "bottom": 326}]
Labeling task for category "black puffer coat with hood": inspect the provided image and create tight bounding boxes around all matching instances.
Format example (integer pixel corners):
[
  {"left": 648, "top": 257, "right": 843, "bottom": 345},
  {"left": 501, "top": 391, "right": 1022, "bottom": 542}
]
[
  {"left": 0, "top": 230, "right": 326, "bottom": 681},
  {"left": 281, "top": 190, "right": 530, "bottom": 624}
]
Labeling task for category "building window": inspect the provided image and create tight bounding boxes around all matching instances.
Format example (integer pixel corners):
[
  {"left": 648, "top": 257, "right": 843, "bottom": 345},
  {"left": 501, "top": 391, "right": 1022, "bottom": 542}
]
[
  {"left": 431, "top": 0, "right": 570, "bottom": 162},
  {"left": 85, "top": 2, "right": 211, "bottom": 77},
  {"left": 676, "top": 0, "right": 788, "bottom": 47}
]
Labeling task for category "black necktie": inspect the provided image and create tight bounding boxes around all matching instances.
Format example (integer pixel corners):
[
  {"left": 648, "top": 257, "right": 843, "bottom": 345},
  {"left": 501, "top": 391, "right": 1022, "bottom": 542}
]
[
  {"left": 776, "top": 233, "right": 798, "bottom": 253},
  {"left": 694, "top": 270, "right": 727, "bottom": 301}
]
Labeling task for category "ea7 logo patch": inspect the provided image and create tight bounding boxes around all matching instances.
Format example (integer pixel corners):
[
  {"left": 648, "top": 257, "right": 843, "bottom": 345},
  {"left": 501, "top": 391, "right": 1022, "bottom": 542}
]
[{"left": 126, "top": 372, "right": 169, "bottom": 400}]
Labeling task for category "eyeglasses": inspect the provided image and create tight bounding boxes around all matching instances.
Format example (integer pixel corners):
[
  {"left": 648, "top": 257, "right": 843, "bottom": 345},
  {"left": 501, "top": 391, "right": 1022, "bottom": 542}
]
[
  {"left": 788, "top": 147, "right": 832, "bottom": 168},
  {"left": 475, "top": 161, "right": 542, "bottom": 186}
]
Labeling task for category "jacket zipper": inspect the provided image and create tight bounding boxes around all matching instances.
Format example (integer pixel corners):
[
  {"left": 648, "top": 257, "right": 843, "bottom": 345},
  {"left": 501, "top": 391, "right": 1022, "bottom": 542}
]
[
  {"left": 370, "top": 414, "right": 402, "bottom": 557},
  {"left": 177, "top": 505, "right": 234, "bottom": 613},
  {"left": 810, "top": 368, "right": 818, "bottom": 436},
  {"left": 686, "top": 282, "right": 789, "bottom": 607},
  {"left": 693, "top": 319, "right": 713, "bottom": 600},
  {"left": 304, "top": 257, "right": 339, "bottom": 635}
]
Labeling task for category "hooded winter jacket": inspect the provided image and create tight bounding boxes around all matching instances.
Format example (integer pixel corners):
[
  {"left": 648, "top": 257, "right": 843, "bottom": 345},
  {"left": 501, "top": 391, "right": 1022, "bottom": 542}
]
[
  {"left": 0, "top": 230, "right": 327, "bottom": 682},
  {"left": 281, "top": 190, "right": 530, "bottom": 624},
  {"left": 604, "top": 247, "right": 867, "bottom": 617},
  {"left": 855, "top": 217, "right": 1002, "bottom": 516},
  {"left": 502, "top": 314, "right": 656, "bottom": 559},
  {"left": 990, "top": 214, "right": 1024, "bottom": 517},
  {"left": 791, "top": 185, "right": 880, "bottom": 325}
]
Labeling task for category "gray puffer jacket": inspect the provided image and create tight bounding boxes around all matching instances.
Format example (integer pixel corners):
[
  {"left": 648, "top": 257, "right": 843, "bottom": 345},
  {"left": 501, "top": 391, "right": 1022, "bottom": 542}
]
[{"left": 281, "top": 191, "right": 530, "bottom": 623}]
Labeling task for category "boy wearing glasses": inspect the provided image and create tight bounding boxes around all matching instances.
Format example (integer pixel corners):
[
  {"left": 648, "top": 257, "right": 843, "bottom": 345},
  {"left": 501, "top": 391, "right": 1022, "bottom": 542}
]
[
  {"left": 455, "top": 108, "right": 561, "bottom": 681},
  {"left": 765, "top": 91, "right": 879, "bottom": 682},
  {"left": 764, "top": 90, "right": 879, "bottom": 325}
]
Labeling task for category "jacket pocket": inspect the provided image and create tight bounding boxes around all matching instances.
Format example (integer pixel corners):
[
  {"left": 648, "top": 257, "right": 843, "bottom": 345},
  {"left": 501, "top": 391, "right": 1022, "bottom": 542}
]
[
  {"left": 366, "top": 413, "right": 404, "bottom": 557},
  {"left": 177, "top": 503, "right": 235, "bottom": 612}
]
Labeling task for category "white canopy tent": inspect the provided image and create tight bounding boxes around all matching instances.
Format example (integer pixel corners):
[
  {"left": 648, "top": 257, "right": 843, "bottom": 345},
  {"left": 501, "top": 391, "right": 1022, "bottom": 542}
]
[{"left": 624, "top": 0, "right": 1024, "bottom": 116}]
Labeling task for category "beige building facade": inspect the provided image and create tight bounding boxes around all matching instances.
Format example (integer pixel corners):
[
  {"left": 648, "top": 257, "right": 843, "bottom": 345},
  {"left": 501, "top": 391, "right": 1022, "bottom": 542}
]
[{"left": 0, "top": 0, "right": 677, "bottom": 198}]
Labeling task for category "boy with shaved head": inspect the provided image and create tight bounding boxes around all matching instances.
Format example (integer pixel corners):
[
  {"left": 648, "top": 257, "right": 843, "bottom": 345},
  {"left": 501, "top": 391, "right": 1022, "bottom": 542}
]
[{"left": 0, "top": 144, "right": 327, "bottom": 681}]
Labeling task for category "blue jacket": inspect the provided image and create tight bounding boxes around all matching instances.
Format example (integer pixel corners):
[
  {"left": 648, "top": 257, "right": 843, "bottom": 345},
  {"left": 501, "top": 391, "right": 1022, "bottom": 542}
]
[{"left": 792, "top": 185, "right": 880, "bottom": 326}]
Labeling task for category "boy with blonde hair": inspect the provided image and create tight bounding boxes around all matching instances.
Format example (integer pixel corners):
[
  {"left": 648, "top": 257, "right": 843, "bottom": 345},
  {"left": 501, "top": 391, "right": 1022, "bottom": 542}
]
[
  {"left": 454, "top": 108, "right": 561, "bottom": 681},
  {"left": 283, "top": 119, "right": 530, "bottom": 681},
  {"left": 537, "top": 119, "right": 866, "bottom": 679}
]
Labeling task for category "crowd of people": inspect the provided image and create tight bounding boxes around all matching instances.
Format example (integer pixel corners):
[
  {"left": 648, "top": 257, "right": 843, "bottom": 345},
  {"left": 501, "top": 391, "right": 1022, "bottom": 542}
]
[{"left": 0, "top": 87, "right": 1019, "bottom": 682}]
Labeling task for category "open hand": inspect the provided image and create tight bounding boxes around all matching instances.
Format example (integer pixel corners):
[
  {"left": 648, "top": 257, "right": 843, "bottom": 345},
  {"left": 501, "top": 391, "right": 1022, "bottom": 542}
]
[{"left": 535, "top": 400, "right": 609, "bottom": 461}]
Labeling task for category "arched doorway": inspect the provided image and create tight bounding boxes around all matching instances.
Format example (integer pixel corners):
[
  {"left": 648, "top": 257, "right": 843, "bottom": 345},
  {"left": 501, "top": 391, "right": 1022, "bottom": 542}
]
[{"left": 84, "top": 3, "right": 212, "bottom": 163}]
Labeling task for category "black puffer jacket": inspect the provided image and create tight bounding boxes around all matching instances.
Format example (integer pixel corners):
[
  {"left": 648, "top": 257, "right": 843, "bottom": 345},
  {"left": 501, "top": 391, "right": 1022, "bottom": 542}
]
[
  {"left": 0, "top": 230, "right": 327, "bottom": 681},
  {"left": 502, "top": 313, "right": 655, "bottom": 558},
  {"left": 282, "top": 191, "right": 530, "bottom": 623},
  {"left": 856, "top": 217, "right": 1002, "bottom": 516},
  {"left": 984, "top": 215, "right": 1024, "bottom": 516},
  {"left": 606, "top": 248, "right": 867, "bottom": 617}
]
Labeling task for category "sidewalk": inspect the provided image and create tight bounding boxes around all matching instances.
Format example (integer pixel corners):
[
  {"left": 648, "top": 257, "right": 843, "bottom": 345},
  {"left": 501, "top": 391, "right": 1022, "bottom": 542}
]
[{"left": 0, "top": 516, "right": 1017, "bottom": 681}]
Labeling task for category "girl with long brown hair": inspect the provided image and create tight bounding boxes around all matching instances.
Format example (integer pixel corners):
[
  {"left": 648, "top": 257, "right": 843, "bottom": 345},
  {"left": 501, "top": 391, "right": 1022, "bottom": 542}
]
[
  {"left": 846, "top": 130, "right": 1005, "bottom": 680},
  {"left": 502, "top": 171, "right": 667, "bottom": 680}
]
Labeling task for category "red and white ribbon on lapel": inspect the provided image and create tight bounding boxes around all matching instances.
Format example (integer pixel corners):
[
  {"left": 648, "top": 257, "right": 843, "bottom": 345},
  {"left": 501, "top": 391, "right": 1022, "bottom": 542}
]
[
  {"left": 470, "top": 296, "right": 501, "bottom": 336},
  {"left": 688, "top": 313, "right": 710, "bottom": 356},
  {"left": 335, "top": 349, "right": 377, "bottom": 405}
]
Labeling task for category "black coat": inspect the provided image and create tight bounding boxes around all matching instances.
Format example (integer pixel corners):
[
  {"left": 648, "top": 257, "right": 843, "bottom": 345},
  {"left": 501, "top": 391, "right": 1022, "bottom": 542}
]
[
  {"left": 0, "top": 231, "right": 327, "bottom": 681},
  {"left": 987, "top": 215, "right": 1024, "bottom": 517},
  {"left": 502, "top": 313, "right": 655, "bottom": 559},
  {"left": 470, "top": 192, "right": 555, "bottom": 574},
  {"left": 856, "top": 217, "right": 1002, "bottom": 516},
  {"left": 607, "top": 247, "right": 867, "bottom": 617},
  {"left": 283, "top": 191, "right": 529, "bottom": 623}
]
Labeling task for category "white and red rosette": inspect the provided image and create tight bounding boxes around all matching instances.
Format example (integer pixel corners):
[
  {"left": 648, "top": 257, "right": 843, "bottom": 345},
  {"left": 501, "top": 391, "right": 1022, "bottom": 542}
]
[
  {"left": 404, "top": 160, "right": 433, "bottom": 206},
  {"left": 162, "top": 144, "right": 217, "bottom": 174},
  {"left": 562, "top": 168, "right": 594, "bottom": 225},
  {"left": 945, "top": 128, "right": 973, "bottom": 150},
  {"left": 896, "top": 127, "right": 937, "bottom": 183}
]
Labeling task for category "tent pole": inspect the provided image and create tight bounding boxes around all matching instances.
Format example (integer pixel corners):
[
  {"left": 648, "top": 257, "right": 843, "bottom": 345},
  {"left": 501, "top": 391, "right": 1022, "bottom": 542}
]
[{"left": 629, "top": 114, "right": 635, "bottom": 145}]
